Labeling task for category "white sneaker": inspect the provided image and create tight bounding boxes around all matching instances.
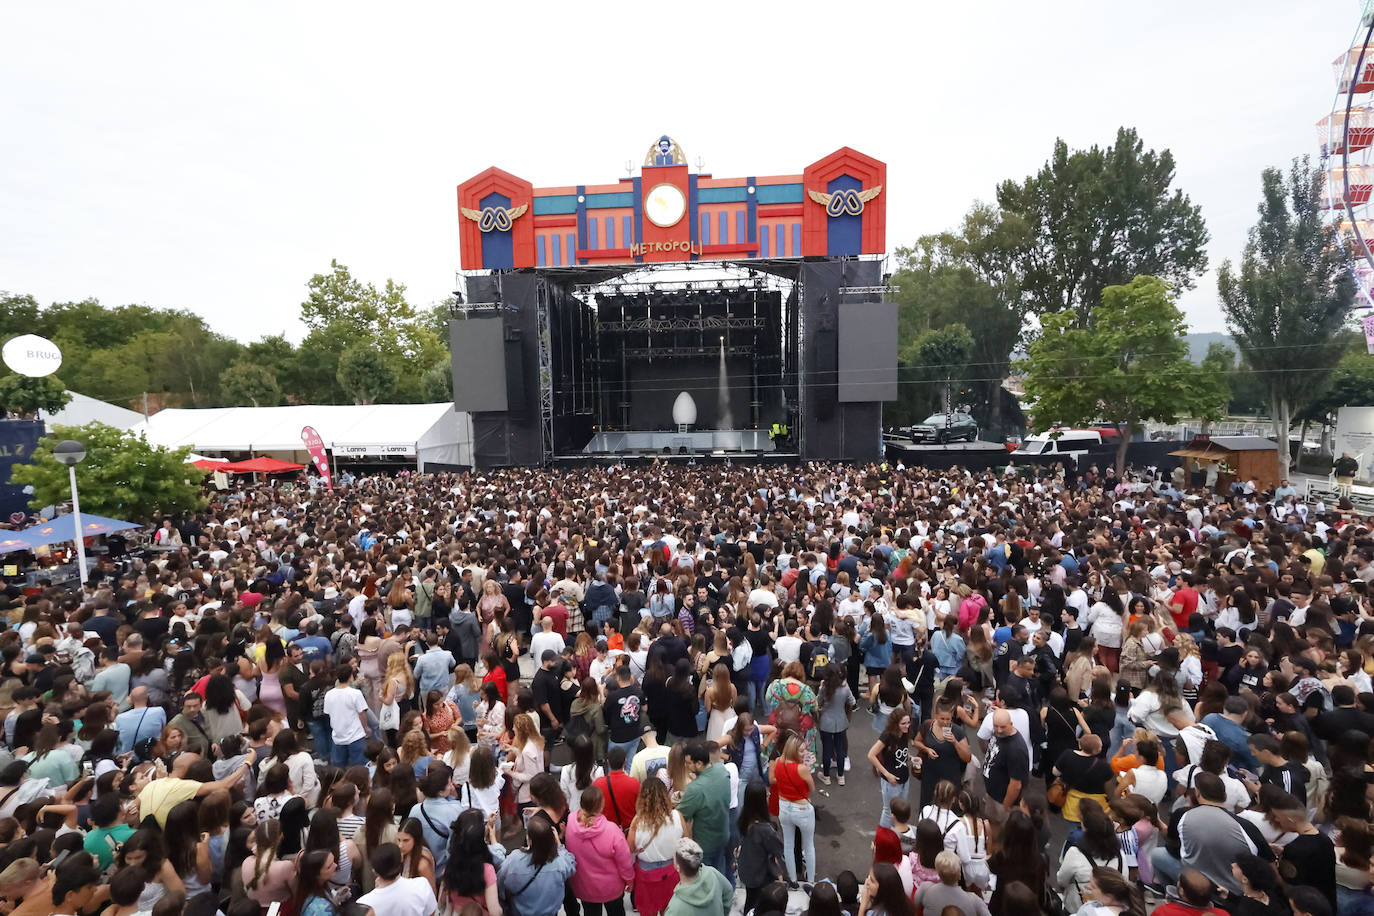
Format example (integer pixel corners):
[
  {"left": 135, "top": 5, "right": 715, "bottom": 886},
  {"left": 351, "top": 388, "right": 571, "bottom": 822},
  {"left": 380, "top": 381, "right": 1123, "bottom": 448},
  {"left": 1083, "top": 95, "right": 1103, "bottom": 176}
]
[
  {"left": 844, "top": 757, "right": 852, "bottom": 772},
  {"left": 818, "top": 773, "right": 831, "bottom": 785},
  {"left": 838, "top": 775, "right": 846, "bottom": 786}
]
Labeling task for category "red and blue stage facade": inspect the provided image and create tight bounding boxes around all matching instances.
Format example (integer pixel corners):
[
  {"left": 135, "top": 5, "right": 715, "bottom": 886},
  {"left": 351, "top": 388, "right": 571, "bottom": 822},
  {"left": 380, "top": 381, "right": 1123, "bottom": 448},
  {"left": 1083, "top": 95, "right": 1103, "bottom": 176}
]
[{"left": 456, "top": 144, "right": 886, "bottom": 269}]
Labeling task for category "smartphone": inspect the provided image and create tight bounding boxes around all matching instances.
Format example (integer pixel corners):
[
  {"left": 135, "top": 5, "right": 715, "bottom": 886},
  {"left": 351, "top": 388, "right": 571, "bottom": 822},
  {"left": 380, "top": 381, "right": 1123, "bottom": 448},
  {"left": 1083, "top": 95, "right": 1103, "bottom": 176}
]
[
  {"left": 266, "top": 904, "right": 282, "bottom": 916},
  {"left": 44, "top": 849, "right": 72, "bottom": 873}
]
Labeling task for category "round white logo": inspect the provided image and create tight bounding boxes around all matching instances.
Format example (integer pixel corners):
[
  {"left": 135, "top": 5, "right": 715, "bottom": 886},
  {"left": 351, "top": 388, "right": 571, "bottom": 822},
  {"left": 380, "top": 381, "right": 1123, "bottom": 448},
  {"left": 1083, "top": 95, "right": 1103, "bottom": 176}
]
[
  {"left": 644, "top": 183, "right": 687, "bottom": 228},
  {"left": 2, "top": 334, "right": 63, "bottom": 378}
]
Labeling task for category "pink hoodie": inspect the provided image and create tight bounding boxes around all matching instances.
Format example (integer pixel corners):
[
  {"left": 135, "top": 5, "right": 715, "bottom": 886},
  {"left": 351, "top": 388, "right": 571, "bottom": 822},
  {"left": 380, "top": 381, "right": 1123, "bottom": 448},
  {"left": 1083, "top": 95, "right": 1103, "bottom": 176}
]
[{"left": 566, "top": 813, "right": 634, "bottom": 903}]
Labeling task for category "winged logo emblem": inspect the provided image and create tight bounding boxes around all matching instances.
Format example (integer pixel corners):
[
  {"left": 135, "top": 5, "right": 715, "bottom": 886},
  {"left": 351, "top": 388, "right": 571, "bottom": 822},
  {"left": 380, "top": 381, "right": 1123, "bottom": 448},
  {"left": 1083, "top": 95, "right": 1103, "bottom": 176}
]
[
  {"left": 807, "top": 185, "right": 883, "bottom": 217},
  {"left": 460, "top": 203, "right": 529, "bottom": 233}
]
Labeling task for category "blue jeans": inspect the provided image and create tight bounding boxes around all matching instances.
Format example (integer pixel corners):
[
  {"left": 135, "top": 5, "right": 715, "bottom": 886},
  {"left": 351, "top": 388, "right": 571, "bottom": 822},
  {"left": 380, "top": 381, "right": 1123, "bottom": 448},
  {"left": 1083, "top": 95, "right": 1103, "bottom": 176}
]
[
  {"left": 820, "top": 730, "right": 848, "bottom": 777},
  {"left": 702, "top": 845, "right": 733, "bottom": 887},
  {"left": 309, "top": 720, "right": 333, "bottom": 761},
  {"left": 879, "top": 778, "right": 909, "bottom": 828},
  {"left": 1150, "top": 848, "right": 1182, "bottom": 887},
  {"left": 331, "top": 737, "right": 367, "bottom": 767},
  {"left": 779, "top": 799, "right": 816, "bottom": 883},
  {"left": 607, "top": 737, "right": 640, "bottom": 768}
]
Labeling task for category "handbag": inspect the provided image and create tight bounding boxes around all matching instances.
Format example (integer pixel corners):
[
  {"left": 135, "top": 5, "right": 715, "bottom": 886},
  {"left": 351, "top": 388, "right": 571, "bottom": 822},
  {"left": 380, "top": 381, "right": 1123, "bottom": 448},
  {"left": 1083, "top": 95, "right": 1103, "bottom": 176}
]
[
  {"left": 1046, "top": 778, "right": 1068, "bottom": 808},
  {"left": 379, "top": 700, "right": 401, "bottom": 731}
]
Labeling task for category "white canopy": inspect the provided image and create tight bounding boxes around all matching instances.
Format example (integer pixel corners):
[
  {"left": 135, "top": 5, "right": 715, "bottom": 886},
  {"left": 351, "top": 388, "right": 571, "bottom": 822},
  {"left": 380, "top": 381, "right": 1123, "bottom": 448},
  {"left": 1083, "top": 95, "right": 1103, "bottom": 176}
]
[
  {"left": 42, "top": 391, "right": 145, "bottom": 430},
  {"left": 131, "top": 403, "right": 472, "bottom": 470}
]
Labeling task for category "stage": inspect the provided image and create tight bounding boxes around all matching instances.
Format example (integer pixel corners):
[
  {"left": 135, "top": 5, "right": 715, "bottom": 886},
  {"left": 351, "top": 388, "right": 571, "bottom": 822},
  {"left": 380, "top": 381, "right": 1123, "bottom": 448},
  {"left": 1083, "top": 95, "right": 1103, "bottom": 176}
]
[
  {"left": 583, "top": 429, "right": 777, "bottom": 455},
  {"left": 449, "top": 137, "right": 897, "bottom": 469}
]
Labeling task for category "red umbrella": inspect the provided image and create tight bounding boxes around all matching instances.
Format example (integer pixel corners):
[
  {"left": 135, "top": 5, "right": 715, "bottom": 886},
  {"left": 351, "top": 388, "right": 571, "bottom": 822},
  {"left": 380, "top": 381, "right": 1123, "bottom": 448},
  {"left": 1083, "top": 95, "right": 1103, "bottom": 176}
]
[
  {"left": 190, "top": 458, "right": 228, "bottom": 472},
  {"left": 217, "top": 457, "right": 307, "bottom": 474}
]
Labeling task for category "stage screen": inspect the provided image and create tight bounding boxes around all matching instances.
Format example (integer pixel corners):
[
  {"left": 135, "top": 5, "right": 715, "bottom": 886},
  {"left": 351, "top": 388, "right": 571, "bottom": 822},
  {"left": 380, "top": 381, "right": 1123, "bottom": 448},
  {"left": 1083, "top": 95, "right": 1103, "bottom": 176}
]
[
  {"left": 837, "top": 301, "right": 899, "bottom": 402},
  {"left": 449, "top": 318, "right": 508, "bottom": 413},
  {"left": 626, "top": 358, "right": 754, "bottom": 430}
]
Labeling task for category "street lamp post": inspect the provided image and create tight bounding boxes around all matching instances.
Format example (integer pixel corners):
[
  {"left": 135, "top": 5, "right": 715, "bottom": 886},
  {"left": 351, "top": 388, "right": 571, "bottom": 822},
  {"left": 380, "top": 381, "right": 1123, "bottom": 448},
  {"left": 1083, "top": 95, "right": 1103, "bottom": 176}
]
[{"left": 52, "top": 440, "right": 87, "bottom": 587}]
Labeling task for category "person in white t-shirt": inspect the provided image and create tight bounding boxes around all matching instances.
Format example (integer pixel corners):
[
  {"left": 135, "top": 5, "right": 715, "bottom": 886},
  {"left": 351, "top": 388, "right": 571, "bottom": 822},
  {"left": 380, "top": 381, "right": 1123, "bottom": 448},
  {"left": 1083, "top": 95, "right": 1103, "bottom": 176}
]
[
  {"left": 323, "top": 670, "right": 372, "bottom": 768},
  {"left": 356, "top": 842, "right": 439, "bottom": 916}
]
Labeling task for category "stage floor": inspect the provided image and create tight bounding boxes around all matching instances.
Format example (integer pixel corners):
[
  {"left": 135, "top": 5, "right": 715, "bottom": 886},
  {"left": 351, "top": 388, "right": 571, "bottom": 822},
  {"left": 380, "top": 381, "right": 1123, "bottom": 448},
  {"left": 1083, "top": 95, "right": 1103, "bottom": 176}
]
[{"left": 583, "top": 429, "right": 775, "bottom": 454}]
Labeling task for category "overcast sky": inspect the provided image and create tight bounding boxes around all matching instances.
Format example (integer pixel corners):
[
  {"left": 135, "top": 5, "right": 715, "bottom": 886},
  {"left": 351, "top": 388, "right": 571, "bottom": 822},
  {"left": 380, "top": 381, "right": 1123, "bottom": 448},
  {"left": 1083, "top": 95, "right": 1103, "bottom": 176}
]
[{"left": 0, "top": 1, "right": 1359, "bottom": 342}]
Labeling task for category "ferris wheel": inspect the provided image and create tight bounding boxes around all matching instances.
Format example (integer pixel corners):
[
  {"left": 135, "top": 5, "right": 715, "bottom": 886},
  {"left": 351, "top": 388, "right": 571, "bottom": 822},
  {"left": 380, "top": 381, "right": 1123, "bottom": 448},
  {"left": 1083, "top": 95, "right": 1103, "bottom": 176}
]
[{"left": 1322, "top": 1, "right": 1374, "bottom": 312}]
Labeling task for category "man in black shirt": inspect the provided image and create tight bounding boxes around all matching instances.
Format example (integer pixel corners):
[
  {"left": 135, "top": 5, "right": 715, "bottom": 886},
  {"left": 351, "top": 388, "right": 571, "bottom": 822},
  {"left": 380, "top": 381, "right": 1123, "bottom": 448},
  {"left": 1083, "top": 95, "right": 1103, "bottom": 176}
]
[
  {"left": 1272, "top": 797, "right": 1337, "bottom": 914},
  {"left": 604, "top": 666, "right": 647, "bottom": 762},
  {"left": 1314, "top": 685, "right": 1374, "bottom": 742},
  {"left": 531, "top": 650, "right": 563, "bottom": 741},
  {"left": 1247, "top": 733, "right": 1308, "bottom": 801},
  {"left": 983, "top": 709, "right": 1029, "bottom": 820}
]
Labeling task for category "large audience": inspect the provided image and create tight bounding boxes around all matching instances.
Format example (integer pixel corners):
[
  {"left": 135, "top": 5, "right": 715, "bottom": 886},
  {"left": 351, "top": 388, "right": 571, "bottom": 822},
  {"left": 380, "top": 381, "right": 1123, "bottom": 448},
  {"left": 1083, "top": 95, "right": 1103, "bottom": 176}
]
[{"left": 0, "top": 458, "right": 1372, "bottom": 916}]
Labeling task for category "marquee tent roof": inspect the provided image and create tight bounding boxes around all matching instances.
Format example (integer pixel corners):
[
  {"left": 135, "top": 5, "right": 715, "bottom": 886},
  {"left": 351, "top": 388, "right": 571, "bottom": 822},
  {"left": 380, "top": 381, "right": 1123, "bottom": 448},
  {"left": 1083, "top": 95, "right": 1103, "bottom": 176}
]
[
  {"left": 131, "top": 403, "right": 472, "bottom": 470},
  {"left": 42, "top": 391, "right": 144, "bottom": 430},
  {"left": 218, "top": 457, "right": 306, "bottom": 474},
  {"left": 0, "top": 513, "right": 140, "bottom": 553}
]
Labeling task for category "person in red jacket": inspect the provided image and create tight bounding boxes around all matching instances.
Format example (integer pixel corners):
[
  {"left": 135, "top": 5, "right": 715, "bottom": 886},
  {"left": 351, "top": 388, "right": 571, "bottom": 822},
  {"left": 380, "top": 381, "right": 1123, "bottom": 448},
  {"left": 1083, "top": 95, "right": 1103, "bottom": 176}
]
[{"left": 594, "top": 746, "right": 641, "bottom": 830}]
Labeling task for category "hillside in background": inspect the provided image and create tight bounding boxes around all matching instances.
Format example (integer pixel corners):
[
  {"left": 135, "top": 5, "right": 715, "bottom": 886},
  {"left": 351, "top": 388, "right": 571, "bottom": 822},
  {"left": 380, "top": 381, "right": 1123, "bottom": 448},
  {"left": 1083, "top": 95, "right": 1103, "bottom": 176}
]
[{"left": 1184, "top": 332, "right": 1234, "bottom": 364}]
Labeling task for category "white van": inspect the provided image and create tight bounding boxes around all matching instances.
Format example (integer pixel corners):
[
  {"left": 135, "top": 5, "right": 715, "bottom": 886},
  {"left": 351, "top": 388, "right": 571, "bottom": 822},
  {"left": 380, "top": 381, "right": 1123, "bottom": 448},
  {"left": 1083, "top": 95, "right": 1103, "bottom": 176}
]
[{"left": 1015, "top": 428, "right": 1118, "bottom": 465}]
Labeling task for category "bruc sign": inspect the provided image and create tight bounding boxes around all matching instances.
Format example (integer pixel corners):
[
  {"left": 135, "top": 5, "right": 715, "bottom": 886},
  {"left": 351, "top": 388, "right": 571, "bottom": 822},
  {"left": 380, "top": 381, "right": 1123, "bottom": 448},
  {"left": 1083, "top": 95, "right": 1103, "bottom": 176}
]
[{"left": 2, "top": 335, "right": 63, "bottom": 378}]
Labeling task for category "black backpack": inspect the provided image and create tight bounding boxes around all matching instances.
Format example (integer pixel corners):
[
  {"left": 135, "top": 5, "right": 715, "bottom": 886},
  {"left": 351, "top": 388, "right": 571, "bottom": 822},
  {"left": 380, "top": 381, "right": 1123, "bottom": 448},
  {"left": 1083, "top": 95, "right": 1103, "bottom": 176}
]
[{"left": 565, "top": 709, "right": 592, "bottom": 741}]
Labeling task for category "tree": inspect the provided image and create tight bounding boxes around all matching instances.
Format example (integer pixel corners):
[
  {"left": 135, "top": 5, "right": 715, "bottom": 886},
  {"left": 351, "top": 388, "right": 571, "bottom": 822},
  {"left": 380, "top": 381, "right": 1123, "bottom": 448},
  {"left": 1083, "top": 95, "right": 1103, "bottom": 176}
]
[
  {"left": 0, "top": 374, "right": 70, "bottom": 418},
  {"left": 420, "top": 363, "right": 453, "bottom": 403},
  {"left": 11, "top": 422, "right": 205, "bottom": 521},
  {"left": 891, "top": 203, "right": 1030, "bottom": 435},
  {"left": 1218, "top": 156, "right": 1355, "bottom": 474},
  {"left": 998, "top": 127, "right": 1210, "bottom": 326},
  {"left": 220, "top": 362, "right": 282, "bottom": 407},
  {"left": 1018, "top": 275, "right": 1227, "bottom": 471},
  {"left": 337, "top": 345, "right": 396, "bottom": 405},
  {"left": 889, "top": 324, "right": 975, "bottom": 427}
]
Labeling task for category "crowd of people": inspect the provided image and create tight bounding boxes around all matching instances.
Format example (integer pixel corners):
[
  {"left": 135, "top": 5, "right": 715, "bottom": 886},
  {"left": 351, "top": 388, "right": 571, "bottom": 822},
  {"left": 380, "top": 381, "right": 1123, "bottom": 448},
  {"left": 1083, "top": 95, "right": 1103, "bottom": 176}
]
[{"left": 0, "top": 457, "right": 1371, "bottom": 916}]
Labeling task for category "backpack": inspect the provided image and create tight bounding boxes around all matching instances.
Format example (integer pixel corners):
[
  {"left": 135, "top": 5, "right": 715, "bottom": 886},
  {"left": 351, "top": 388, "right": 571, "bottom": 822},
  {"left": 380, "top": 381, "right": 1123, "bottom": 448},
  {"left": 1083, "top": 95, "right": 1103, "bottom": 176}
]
[
  {"left": 331, "top": 629, "right": 356, "bottom": 666},
  {"left": 806, "top": 641, "right": 831, "bottom": 681},
  {"left": 565, "top": 709, "right": 592, "bottom": 741}
]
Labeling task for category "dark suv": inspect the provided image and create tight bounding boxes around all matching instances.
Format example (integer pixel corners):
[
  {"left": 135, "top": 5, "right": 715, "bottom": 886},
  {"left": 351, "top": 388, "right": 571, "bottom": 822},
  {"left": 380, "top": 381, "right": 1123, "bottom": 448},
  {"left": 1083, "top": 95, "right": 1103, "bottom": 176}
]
[{"left": 908, "top": 412, "right": 979, "bottom": 443}]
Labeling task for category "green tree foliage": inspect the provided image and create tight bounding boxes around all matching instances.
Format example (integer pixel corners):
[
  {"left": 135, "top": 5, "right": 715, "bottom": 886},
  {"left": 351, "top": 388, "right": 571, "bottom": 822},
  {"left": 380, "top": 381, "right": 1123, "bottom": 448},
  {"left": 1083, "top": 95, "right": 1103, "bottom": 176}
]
[
  {"left": 11, "top": 423, "right": 205, "bottom": 521},
  {"left": 0, "top": 374, "right": 70, "bottom": 418},
  {"left": 1018, "top": 276, "right": 1227, "bottom": 471},
  {"left": 1298, "top": 347, "right": 1374, "bottom": 424},
  {"left": 337, "top": 345, "right": 397, "bottom": 405},
  {"left": 1218, "top": 157, "right": 1355, "bottom": 474},
  {"left": 220, "top": 363, "right": 282, "bottom": 407},
  {"left": 420, "top": 363, "right": 454, "bottom": 403},
  {"left": 891, "top": 204, "right": 1030, "bottom": 436},
  {"left": 998, "top": 127, "right": 1209, "bottom": 326},
  {"left": 887, "top": 325, "right": 975, "bottom": 428}
]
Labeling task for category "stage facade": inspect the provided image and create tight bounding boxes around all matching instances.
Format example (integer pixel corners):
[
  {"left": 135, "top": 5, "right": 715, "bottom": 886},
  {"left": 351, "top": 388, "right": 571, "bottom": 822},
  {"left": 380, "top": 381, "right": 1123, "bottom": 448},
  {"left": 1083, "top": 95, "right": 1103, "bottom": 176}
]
[{"left": 450, "top": 138, "right": 898, "bottom": 467}]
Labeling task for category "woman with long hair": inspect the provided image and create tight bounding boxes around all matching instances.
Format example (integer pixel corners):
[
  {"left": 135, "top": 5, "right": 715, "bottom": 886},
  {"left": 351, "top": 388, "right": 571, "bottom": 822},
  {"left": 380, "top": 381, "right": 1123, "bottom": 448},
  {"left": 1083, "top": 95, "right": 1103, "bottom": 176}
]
[
  {"left": 202, "top": 673, "right": 249, "bottom": 744},
  {"left": 380, "top": 651, "right": 415, "bottom": 744},
  {"left": 399, "top": 727, "right": 434, "bottom": 778},
  {"left": 442, "top": 808, "right": 502, "bottom": 916},
  {"left": 663, "top": 658, "right": 701, "bottom": 743},
  {"left": 860, "top": 609, "right": 893, "bottom": 683},
  {"left": 476, "top": 681, "right": 507, "bottom": 750},
  {"left": 396, "top": 817, "right": 438, "bottom": 891},
  {"left": 628, "top": 777, "right": 685, "bottom": 916},
  {"left": 164, "top": 799, "right": 214, "bottom": 913},
  {"left": 461, "top": 744, "right": 505, "bottom": 820},
  {"left": 1055, "top": 799, "right": 1127, "bottom": 912},
  {"left": 119, "top": 828, "right": 183, "bottom": 913},
  {"left": 861, "top": 862, "right": 913, "bottom": 916},
  {"left": 444, "top": 725, "right": 473, "bottom": 786},
  {"left": 1078, "top": 866, "right": 1146, "bottom": 916},
  {"left": 509, "top": 712, "right": 545, "bottom": 809},
  {"left": 736, "top": 780, "right": 783, "bottom": 916},
  {"left": 771, "top": 734, "right": 817, "bottom": 884},
  {"left": 704, "top": 662, "right": 738, "bottom": 741},
  {"left": 356, "top": 788, "right": 397, "bottom": 894},
  {"left": 1174, "top": 633, "right": 1203, "bottom": 705},
  {"left": 292, "top": 849, "right": 340, "bottom": 916},
  {"left": 817, "top": 664, "right": 856, "bottom": 785},
  {"left": 867, "top": 710, "right": 913, "bottom": 829},
  {"left": 569, "top": 676, "right": 608, "bottom": 761},
  {"left": 268, "top": 729, "right": 321, "bottom": 807},
  {"left": 1085, "top": 590, "right": 1126, "bottom": 674},
  {"left": 560, "top": 734, "right": 605, "bottom": 812},
  {"left": 947, "top": 787, "right": 991, "bottom": 893},
  {"left": 304, "top": 807, "right": 359, "bottom": 897},
  {"left": 256, "top": 637, "right": 289, "bottom": 718},
  {"left": 987, "top": 810, "right": 1046, "bottom": 916},
  {"left": 496, "top": 816, "right": 576, "bottom": 916},
  {"left": 422, "top": 689, "right": 460, "bottom": 755},
  {"left": 1127, "top": 669, "right": 1193, "bottom": 777},
  {"left": 21, "top": 723, "right": 78, "bottom": 786},
  {"left": 242, "top": 819, "right": 298, "bottom": 912}
]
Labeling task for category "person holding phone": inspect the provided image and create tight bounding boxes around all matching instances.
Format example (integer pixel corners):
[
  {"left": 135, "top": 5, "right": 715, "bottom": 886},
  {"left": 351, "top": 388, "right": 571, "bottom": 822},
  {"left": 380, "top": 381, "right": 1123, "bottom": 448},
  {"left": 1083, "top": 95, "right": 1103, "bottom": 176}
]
[{"left": 911, "top": 699, "right": 970, "bottom": 810}]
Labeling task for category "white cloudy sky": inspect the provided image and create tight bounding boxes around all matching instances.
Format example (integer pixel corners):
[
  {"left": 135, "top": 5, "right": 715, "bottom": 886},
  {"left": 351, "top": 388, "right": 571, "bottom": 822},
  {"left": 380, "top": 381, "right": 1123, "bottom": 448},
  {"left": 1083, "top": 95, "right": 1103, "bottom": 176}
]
[{"left": 0, "top": 1, "right": 1359, "bottom": 341}]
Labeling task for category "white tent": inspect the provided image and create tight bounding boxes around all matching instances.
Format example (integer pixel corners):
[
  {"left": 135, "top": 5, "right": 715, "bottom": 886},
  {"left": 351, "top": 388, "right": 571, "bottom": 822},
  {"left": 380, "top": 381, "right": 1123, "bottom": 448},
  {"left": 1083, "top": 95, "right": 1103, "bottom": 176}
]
[
  {"left": 41, "top": 391, "right": 145, "bottom": 430},
  {"left": 131, "top": 403, "right": 473, "bottom": 470}
]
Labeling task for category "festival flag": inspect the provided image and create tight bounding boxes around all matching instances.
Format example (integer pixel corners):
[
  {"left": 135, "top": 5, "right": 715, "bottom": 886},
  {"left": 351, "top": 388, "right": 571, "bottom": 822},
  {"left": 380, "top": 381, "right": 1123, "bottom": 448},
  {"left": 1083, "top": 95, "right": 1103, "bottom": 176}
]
[{"left": 300, "top": 426, "right": 333, "bottom": 489}]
